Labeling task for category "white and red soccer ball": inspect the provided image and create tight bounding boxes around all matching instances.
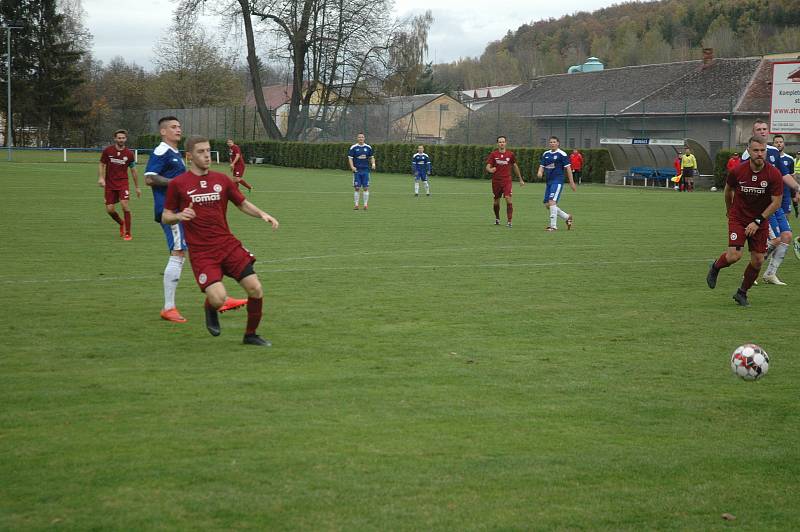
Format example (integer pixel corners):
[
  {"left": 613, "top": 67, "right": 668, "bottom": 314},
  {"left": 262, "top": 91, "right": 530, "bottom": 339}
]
[{"left": 730, "top": 344, "right": 769, "bottom": 381}]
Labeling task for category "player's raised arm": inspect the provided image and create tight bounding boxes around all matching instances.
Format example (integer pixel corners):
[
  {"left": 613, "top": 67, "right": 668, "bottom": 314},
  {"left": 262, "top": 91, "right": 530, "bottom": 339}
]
[{"left": 237, "top": 200, "right": 279, "bottom": 230}]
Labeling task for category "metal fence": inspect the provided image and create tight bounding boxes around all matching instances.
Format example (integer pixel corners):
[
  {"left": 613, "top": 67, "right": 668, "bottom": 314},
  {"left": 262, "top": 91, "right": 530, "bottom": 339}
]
[
  {"left": 139, "top": 97, "right": 770, "bottom": 153},
  {"left": 5, "top": 97, "right": 778, "bottom": 154}
]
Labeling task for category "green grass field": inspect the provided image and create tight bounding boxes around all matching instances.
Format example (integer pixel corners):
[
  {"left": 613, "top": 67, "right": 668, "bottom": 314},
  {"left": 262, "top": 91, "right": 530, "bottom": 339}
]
[{"left": 1, "top": 161, "right": 798, "bottom": 530}]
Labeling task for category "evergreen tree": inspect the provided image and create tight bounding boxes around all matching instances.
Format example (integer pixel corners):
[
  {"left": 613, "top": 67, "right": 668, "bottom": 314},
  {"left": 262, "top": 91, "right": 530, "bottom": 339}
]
[{"left": 1, "top": 0, "right": 86, "bottom": 146}]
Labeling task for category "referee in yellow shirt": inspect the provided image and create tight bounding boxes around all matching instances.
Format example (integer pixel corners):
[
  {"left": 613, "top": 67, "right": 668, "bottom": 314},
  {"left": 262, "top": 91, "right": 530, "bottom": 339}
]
[{"left": 679, "top": 146, "right": 697, "bottom": 192}]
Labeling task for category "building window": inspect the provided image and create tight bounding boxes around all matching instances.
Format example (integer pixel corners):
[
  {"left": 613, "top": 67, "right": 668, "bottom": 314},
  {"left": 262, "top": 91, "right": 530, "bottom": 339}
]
[{"left": 584, "top": 138, "right": 591, "bottom": 148}]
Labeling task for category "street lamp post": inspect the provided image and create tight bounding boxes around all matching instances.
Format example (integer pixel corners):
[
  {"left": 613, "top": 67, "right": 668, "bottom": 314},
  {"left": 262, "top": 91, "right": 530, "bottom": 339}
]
[{"left": 4, "top": 21, "right": 23, "bottom": 162}]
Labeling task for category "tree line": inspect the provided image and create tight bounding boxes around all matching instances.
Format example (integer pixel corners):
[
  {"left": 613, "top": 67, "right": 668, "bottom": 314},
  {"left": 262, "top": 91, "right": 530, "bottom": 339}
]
[
  {"left": 0, "top": 0, "right": 434, "bottom": 146},
  {"left": 4, "top": 0, "right": 798, "bottom": 147},
  {"left": 429, "top": 0, "right": 800, "bottom": 91}
]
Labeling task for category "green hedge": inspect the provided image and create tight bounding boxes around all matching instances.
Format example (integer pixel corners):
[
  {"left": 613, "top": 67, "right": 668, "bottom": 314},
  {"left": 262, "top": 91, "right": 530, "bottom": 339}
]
[
  {"left": 135, "top": 134, "right": 614, "bottom": 182},
  {"left": 714, "top": 149, "right": 738, "bottom": 188}
]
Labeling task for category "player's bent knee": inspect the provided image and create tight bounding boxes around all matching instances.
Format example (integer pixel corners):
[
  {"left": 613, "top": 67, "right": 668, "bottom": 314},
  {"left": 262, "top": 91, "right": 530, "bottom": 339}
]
[
  {"left": 205, "top": 282, "right": 227, "bottom": 308},
  {"left": 247, "top": 284, "right": 263, "bottom": 299},
  {"left": 240, "top": 276, "right": 262, "bottom": 298}
]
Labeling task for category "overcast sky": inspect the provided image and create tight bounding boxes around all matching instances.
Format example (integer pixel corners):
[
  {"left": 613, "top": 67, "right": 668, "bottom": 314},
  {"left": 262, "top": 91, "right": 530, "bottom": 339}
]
[{"left": 83, "top": 0, "right": 621, "bottom": 70}]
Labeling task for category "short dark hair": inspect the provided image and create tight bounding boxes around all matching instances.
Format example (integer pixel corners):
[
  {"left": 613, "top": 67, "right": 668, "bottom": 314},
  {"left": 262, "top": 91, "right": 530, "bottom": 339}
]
[
  {"left": 158, "top": 115, "right": 180, "bottom": 127},
  {"left": 497, "top": 135, "right": 507, "bottom": 142},
  {"left": 773, "top": 134, "right": 784, "bottom": 141},
  {"left": 113, "top": 129, "right": 128, "bottom": 137},
  {"left": 185, "top": 135, "right": 209, "bottom": 153},
  {"left": 549, "top": 136, "right": 560, "bottom": 143}
]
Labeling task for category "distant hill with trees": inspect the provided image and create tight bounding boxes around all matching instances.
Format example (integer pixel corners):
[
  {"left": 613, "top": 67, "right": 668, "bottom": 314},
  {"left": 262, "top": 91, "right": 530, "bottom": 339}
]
[{"left": 431, "top": 0, "right": 800, "bottom": 90}]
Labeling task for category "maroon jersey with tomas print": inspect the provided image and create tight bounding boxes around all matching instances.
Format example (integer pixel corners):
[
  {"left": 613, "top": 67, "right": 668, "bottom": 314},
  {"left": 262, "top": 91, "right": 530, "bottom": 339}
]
[
  {"left": 726, "top": 162, "right": 783, "bottom": 224},
  {"left": 100, "top": 145, "right": 135, "bottom": 189},
  {"left": 164, "top": 170, "right": 246, "bottom": 251},
  {"left": 486, "top": 150, "right": 517, "bottom": 182}
]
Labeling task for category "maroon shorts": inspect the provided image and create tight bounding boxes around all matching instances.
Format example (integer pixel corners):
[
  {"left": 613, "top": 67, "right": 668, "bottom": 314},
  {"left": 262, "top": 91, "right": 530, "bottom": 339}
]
[
  {"left": 189, "top": 243, "right": 256, "bottom": 291},
  {"left": 233, "top": 167, "right": 245, "bottom": 178},
  {"left": 105, "top": 188, "right": 129, "bottom": 205},
  {"left": 492, "top": 180, "right": 512, "bottom": 199},
  {"left": 728, "top": 219, "right": 769, "bottom": 253}
]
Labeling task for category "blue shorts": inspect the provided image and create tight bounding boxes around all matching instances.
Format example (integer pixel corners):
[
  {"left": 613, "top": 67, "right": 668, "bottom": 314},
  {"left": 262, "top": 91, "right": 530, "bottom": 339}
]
[
  {"left": 353, "top": 170, "right": 370, "bottom": 188},
  {"left": 161, "top": 221, "right": 187, "bottom": 252},
  {"left": 769, "top": 208, "right": 791, "bottom": 236},
  {"left": 414, "top": 172, "right": 428, "bottom": 182},
  {"left": 543, "top": 182, "right": 564, "bottom": 203}
]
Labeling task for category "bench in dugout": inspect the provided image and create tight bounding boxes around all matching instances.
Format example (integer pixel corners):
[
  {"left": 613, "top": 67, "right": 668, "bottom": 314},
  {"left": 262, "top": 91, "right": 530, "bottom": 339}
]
[{"left": 623, "top": 166, "right": 674, "bottom": 187}]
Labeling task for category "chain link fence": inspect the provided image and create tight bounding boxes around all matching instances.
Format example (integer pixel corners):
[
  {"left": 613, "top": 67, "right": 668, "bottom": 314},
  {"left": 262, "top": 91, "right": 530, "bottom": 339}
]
[{"left": 5, "top": 96, "right": 773, "bottom": 157}]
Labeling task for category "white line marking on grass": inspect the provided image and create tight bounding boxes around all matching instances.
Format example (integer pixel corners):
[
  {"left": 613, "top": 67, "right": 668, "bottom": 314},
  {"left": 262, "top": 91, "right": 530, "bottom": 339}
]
[
  {"left": 2, "top": 257, "right": 711, "bottom": 284},
  {"left": 266, "top": 256, "right": 711, "bottom": 273},
  {"left": 0, "top": 274, "right": 155, "bottom": 285},
  {"left": 257, "top": 243, "right": 611, "bottom": 264}
]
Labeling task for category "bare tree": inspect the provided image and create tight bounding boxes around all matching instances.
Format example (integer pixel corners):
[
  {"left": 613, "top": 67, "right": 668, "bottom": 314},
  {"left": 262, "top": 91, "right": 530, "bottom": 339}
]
[
  {"left": 151, "top": 13, "right": 244, "bottom": 108},
  {"left": 180, "top": 0, "right": 395, "bottom": 140}
]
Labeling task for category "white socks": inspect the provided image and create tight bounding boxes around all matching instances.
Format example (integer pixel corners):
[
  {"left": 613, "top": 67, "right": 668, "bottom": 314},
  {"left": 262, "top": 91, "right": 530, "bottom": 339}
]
[
  {"left": 414, "top": 182, "right": 419, "bottom": 194},
  {"left": 163, "top": 255, "right": 184, "bottom": 310},
  {"left": 425, "top": 181, "right": 430, "bottom": 194},
  {"left": 354, "top": 191, "right": 360, "bottom": 206},
  {"left": 557, "top": 207, "right": 569, "bottom": 220},
  {"left": 363, "top": 191, "right": 369, "bottom": 206},
  {"left": 549, "top": 205, "right": 558, "bottom": 228},
  {"left": 765, "top": 242, "right": 788, "bottom": 277}
]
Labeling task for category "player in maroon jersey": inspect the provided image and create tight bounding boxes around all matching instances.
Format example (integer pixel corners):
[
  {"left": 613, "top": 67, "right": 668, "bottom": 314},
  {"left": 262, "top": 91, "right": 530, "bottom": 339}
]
[
  {"left": 226, "top": 138, "right": 253, "bottom": 191},
  {"left": 486, "top": 135, "right": 525, "bottom": 227},
  {"left": 706, "top": 136, "right": 783, "bottom": 306},
  {"left": 98, "top": 130, "right": 140, "bottom": 240},
  {"left": 163, "top": 136, "right": 279, "bottom": 346}
]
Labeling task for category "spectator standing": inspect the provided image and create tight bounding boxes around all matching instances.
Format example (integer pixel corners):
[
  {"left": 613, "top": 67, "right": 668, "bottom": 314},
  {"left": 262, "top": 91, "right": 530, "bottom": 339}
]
[
  {"left": 726, "top": 152, "right": 741, "bottom": 176},
  {"left": 569, "top": 149, "right": 584, "bottom": 184}
]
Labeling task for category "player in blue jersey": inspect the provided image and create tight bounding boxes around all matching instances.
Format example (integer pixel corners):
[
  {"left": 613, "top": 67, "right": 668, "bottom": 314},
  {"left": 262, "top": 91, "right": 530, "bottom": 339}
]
[
  {"left": 742, "top": 121, "right": 800, "bottom": 285},
  {"left": 412, "top": 145, "right": 431, "bottom": 196},
  {"left": 348, "top": 133, "right": 375, "bottom": 210},
  {"left": 762, "top": 135, "right": 799, "bottom": 284},
  {"left": 144, "top": 116, "right": 189, "bottom": 322},
  {"left": 536, "top": 136, "right": 577, "bottom": 232}
]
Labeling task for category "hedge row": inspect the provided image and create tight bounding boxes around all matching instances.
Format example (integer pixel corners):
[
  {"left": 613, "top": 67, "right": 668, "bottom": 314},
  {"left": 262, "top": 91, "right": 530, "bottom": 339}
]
[
  {"left": 713, "top": 149, "right": 738, "bottom": 188},
  {"left": 135, "top": 134, "right": 614, "bottom": 183}
]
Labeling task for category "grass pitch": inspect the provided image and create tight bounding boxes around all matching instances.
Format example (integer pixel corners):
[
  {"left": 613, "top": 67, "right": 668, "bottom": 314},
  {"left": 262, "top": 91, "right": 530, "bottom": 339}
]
[{"left": 1, "top": 161, "right": 798, "bottom": 529}]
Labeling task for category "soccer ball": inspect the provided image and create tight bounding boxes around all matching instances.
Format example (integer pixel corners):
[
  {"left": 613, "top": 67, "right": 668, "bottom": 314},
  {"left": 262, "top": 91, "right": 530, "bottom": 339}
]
[
  {"left": 730, "top": 344, "right": 769, "bottom": 381},
  {"left": 710, "top": 186, "right": 718, "bottom": 192}
]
